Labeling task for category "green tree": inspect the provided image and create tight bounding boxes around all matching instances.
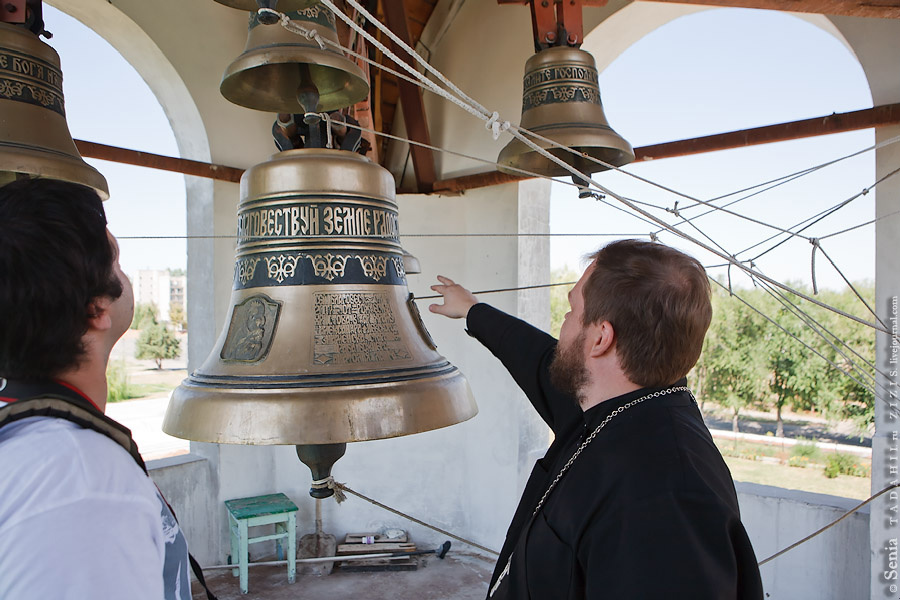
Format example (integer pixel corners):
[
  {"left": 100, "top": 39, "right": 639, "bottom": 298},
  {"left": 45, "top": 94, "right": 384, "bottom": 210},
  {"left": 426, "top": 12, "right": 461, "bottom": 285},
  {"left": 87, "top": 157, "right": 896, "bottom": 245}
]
[
  {"left": 135, "top": 323, "right": 181, "bottom": 369},
  {"left": 699, "top": 287, "right": 769, "bottom": 432},
  {"left": 131, "top": 302, "right": 158, "bottom": 330},
  {"left": 168, "top": 304, "right": 187, "bottom": 331},
  {"left": 549, "top": 265, "right": 579, "bottom": 338},
  {"left": 814, "top": 285, "right": 876, "bottom": 433},
  {"left": 758, "top": 286, "right": 821, "bottom": 437}
]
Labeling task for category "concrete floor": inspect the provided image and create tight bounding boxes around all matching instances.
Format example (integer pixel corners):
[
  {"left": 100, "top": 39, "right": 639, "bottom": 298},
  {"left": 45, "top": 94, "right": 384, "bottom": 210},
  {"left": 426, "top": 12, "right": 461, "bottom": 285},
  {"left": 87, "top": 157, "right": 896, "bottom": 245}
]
[{"left": 191, "top": 553, "right": 493, "bottom": 600}]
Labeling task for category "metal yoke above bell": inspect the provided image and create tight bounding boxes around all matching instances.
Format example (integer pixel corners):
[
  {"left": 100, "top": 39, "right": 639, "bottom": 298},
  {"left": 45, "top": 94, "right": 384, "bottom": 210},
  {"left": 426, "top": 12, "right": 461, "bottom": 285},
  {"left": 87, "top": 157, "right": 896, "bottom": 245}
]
[
  {"left": 498, "top": 45, "right": 634, "bottom": 178},
  {"left": 163, "top": 149, "right": 477, "bottom": 445},
  {"left": 0, "top": 22, "right": 108, "bottom": 197},
  {"left": 220, "top": 6, "right": 369, "bottom": 113}
]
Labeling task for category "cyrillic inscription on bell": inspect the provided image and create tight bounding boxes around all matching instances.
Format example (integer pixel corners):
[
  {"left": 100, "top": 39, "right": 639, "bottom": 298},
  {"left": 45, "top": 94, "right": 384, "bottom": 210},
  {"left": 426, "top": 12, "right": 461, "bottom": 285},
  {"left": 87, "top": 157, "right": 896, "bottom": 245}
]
[
  {"left": 220, "top": 7, "right": 369, "bottom": 113},
  {"left": 163, "top": 149, "right": 477, "bottom": 446},
  {"left": 0, "top": 22, "right": 108, "bottom": 197},
  {"left": 498, "top": 45, "right": 634, "bottom": 178}
]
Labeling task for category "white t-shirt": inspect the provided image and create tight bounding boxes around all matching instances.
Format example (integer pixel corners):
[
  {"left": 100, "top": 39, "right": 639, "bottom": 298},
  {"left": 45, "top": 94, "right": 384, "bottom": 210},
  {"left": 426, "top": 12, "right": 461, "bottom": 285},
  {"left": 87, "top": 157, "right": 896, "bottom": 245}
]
[{"left": 0, "top": 410, "right": 191, "bottom": 600}]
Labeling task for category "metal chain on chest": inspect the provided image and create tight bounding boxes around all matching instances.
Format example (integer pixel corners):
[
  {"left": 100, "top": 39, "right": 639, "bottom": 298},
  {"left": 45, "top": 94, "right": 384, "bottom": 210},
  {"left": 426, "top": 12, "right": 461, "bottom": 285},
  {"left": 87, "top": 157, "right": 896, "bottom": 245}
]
[
  {"left": 489, "top": 385, "right": 693, "bottom": 598},
  {"left": 530, "top": 386, "right": 691, "bottom": 518}
]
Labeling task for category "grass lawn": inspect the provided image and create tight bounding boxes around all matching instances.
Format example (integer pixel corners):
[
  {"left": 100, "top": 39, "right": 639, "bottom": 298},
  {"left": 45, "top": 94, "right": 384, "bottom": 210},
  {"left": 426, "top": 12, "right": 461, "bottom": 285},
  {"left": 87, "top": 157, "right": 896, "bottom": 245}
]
[{"left": 723, "top": 455, "right": 871, "bottom": 500}]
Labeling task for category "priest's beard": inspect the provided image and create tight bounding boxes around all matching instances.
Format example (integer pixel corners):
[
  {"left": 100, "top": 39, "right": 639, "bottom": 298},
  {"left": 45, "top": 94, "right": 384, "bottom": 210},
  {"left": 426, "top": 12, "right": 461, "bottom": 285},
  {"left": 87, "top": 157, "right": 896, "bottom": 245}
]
[{"left": 550, "top": 331, "right": 589, "bottom": 407}]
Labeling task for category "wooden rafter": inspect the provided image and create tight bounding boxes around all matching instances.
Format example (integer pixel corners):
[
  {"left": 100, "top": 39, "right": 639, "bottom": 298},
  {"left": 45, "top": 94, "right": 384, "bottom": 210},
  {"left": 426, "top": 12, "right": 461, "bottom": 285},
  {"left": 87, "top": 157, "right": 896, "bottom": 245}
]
[
  {"left": 648, "top": 0, "right": 900, "bottom": 20},
  {"left": 382, "top": 0, "right": 437, "bottom": 193}
]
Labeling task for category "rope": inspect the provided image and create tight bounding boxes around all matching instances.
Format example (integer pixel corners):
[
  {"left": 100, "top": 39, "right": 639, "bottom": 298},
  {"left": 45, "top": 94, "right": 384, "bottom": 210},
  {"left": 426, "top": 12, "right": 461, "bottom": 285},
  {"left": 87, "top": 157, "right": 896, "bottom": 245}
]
[
  {"left": 757, "top": 483, "right": 900, "bottom": 566},
  {"left": 815, "top": 244, "right": 887, "bottom": 330},
  {"left": 810, "top": 238, "right": 820, "bottom": 295},
  {"left": 264, "top": 4, "right": 900, "bottom": 313},
  {"left": 745, "top": 163, "right": 900, "bottom": 262},
  {"left": 264, "top": 3, "right": 900, "bottom": 248},
  {"left": 414, "top": 280, "right": 577, "bottom": 301},
  {"left": 757, "top": 274, "right": 883, "bottom": 385},
  {"left": 314, "top": 477, "right": 500, "bottom": 557},
  {"left": 710, "top": 277, "right": 898, "bottom": 417}
]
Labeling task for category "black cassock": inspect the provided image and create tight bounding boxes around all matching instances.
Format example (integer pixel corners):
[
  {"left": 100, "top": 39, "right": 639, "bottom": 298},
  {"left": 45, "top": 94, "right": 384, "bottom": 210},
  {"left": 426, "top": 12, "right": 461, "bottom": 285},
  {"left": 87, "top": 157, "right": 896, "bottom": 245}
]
[{"left": 465, "top": 303, "right": 764, "bottom": 600}]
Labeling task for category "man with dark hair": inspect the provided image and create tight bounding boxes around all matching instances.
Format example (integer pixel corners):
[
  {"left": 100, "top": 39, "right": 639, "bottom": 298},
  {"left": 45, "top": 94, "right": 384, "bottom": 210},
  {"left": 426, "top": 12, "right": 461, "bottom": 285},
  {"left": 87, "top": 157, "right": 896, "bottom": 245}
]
[
  {"left": 430, "top": 239, "right": 763, "bottom": 599},
  {"left": 0, "top": 178, "right": 193, "bottom": 599}
]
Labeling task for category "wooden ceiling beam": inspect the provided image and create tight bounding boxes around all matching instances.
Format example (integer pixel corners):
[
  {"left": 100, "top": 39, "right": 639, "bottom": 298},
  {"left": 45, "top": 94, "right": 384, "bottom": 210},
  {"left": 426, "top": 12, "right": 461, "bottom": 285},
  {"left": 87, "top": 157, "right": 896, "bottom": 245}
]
[
  {"left": 432, "top": 103, "right": 900, "bottom": 194},
  {"left": 648, "top": 0, "right": 900, "bottom": 20},
  {"left": 382, "top": 0, "right": 437, "bottom": 193}
]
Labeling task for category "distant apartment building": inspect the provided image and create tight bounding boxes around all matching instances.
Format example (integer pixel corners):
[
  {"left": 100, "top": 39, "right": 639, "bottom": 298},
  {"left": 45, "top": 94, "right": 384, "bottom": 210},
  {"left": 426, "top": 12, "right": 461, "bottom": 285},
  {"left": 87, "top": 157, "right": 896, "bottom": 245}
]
[{"left": 132, "top": 269, "right": 187, "bottom": 324}]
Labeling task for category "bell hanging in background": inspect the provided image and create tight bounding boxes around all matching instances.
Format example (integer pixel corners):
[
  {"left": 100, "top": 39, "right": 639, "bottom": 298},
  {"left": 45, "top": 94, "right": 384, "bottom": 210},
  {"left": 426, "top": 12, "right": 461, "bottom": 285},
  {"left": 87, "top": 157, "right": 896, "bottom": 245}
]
[
  {"left": 0, "top": 22, "right": 108, "bottom": 197},
  {"left": 498, "top": 45, "right": 634, "bottom": 178},
  {"left": 163, "top": 148, "right": 477, "bottom": 447},
  {"left": 220, "top": 5, "right": 369, "bottom": 113}
]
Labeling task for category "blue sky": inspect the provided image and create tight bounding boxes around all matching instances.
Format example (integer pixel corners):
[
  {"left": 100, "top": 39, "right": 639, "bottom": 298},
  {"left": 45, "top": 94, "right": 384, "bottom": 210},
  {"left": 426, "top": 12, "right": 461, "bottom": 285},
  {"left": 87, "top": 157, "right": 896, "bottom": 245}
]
[
  {"left": 43, "top": 5, "right": 876, "bottom": 290},
  {"left": 551, "top": 8, "right": 875, "bottom": 291}
]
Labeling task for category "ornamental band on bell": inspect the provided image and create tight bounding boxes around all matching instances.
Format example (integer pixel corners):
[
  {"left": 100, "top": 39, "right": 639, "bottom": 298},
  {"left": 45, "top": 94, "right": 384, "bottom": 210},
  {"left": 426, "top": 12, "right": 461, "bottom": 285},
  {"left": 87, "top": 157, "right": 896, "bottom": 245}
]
[
  {"left": 521, "top": 63, "right": 602, "bottom": 111},
  {"left": 0, "top": 50, "right": 65, "bottom": 115}
]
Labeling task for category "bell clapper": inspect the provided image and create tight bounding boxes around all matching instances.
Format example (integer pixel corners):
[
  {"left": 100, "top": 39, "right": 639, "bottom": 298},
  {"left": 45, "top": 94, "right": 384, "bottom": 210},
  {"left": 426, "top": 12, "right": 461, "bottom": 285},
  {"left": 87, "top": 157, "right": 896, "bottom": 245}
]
[
  {"left": 296, "top": 63, "right": 321, "bottom": 122},
  {"left": 254, "top": 0, "right": 280, "bottom": 25},
  {"left": 573, "top": 175, "right": 605, "bottom": 201},
  {"left": 296, "top": 443, "right": 347, "bottom": 499}
]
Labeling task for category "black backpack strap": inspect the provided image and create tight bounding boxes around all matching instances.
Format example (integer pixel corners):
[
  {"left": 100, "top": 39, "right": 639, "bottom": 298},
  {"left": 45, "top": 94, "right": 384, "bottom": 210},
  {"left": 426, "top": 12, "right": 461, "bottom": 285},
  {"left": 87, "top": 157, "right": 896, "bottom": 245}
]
[
  {"left": 0, "top": 378, "right": 218, "bottom": 600},
  {"left": 0, "top": 379, "right": 147, "bottom": 473}
]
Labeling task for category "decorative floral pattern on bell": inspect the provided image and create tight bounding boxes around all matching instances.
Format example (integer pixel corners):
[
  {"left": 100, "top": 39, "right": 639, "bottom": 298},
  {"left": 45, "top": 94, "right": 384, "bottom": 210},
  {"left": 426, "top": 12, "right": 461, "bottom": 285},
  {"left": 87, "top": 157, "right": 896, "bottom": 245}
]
[{"left": 233, "top": 252, "right": 406, "bottom": 288}]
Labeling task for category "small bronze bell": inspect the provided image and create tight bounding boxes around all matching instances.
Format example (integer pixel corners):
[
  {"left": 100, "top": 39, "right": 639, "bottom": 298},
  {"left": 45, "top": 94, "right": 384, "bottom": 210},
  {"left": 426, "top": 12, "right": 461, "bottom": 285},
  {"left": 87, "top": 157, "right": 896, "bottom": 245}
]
[
  {"left": 498, "top": 46, "right": 633, "bottom": 178},
  {"left": 163, "top": 148, "right": 477, "bottom": 446},
  {"left": 0, "top": 22, "right": 108, "bottom": 197},
  {"left": 220, "top": 7, "right": 369, "bottom": 113}
]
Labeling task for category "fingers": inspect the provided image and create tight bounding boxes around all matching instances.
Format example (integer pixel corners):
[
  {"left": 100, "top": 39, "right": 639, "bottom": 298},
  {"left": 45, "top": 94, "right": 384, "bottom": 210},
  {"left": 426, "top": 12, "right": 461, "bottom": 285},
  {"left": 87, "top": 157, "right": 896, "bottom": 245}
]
[
  {"left": 430, "top": 275, "right": 455, "bottom": 296},
  {"left": 426, "top": 276, "right": 477, "bottom": 319}
]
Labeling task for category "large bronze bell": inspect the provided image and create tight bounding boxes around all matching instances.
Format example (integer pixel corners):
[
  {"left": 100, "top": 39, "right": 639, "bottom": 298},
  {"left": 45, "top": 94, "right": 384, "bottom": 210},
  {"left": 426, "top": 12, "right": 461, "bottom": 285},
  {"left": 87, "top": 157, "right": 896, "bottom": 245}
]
[
  {"left": 498, "top": 46, "right": 634, "bottom": 178},
  {"left": 163, "top": 148, "right": 477, "bottom": 446},
  {"left": 220, "top": 7, "right": 369, "bottom": 113},
  {"left": 0, "top": 22, "right": 108, "bottom": 197}
]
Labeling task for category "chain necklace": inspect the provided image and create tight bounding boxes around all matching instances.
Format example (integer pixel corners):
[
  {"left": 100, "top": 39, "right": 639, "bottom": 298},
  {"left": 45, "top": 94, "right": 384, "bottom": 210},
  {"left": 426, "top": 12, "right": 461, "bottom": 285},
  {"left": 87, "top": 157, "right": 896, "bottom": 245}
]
[{"left": 489, "top": 385, "right": 692, "bottom": 598}]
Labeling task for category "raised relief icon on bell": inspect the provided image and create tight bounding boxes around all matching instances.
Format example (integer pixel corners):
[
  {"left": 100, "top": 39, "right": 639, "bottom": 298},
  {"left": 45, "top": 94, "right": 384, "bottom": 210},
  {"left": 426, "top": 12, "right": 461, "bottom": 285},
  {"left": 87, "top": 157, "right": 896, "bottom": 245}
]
[{"left": 220, "top": 295, "right": 282, "bottom": 363}]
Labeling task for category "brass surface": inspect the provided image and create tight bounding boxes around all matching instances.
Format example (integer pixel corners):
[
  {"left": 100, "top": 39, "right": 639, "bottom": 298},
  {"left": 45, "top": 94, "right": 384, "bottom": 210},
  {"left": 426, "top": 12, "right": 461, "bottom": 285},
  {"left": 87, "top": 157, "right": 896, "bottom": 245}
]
[
  {"left": 220, "top": 8, "right": 369, "bottom": 113},
  {"left": 498, "top": 46, "right": 634, "bottom": 178},
  {"left": 0, "top": 23, "right": 108, "bottom": 197},
  {"left": 164, "top": 149, "right": 476, "bottom": 445}
]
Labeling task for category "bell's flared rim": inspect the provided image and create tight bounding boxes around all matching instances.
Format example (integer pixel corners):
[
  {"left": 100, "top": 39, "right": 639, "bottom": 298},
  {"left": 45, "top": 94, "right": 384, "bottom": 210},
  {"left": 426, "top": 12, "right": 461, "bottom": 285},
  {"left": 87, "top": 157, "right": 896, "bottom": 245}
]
[{"left": 163, "top": 365, "right": 477, "bottom": 445}]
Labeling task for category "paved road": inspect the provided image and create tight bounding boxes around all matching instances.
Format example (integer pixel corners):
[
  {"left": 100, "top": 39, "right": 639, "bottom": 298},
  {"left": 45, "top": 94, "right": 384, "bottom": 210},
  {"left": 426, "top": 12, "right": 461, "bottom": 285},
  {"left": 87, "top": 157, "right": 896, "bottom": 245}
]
[
  {"left": 106, "top": 395, "right": 190, "bottom": 461},
  {"left": 702, "top": 414, "right": 870, "bottom": 448}
]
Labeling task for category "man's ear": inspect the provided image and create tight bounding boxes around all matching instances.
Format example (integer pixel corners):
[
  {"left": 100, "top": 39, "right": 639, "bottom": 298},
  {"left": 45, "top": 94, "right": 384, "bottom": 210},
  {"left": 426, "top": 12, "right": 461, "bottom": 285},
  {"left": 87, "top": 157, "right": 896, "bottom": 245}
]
[
  {"left": 86, "top": 296, "right": 113, "bottom": 332},
  {"left": 586, "top": 321, "right": 616, "bottom": 359}
]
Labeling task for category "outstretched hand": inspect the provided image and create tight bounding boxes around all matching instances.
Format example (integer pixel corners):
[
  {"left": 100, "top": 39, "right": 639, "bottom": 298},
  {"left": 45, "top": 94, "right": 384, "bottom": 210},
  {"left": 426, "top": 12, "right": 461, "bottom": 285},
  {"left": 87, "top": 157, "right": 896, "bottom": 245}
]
[{"left": 428, "top": 276, "right": 478, "bottom": 319}]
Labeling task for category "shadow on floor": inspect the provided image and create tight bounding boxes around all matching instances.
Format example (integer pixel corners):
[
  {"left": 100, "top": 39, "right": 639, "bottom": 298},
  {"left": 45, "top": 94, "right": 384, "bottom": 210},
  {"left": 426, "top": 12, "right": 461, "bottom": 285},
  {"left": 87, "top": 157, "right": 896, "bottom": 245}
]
[{"left": 192, "top": 553, "right": 493, "bottom": 600}]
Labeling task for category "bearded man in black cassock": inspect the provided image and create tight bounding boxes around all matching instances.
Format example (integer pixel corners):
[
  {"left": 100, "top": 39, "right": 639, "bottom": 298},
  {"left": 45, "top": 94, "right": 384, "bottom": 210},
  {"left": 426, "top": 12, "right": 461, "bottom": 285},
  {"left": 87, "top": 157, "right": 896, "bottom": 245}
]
[{"left": 429, "top": 239, "right": 764, "bottom": 600}]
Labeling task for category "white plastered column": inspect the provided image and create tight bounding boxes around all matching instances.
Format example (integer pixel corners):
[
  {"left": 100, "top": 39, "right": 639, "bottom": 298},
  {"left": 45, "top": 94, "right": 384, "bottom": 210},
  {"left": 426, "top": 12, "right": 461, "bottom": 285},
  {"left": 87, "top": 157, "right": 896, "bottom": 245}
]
[{"left": 827, "top": 15, "right": 900, "bottom": 599}]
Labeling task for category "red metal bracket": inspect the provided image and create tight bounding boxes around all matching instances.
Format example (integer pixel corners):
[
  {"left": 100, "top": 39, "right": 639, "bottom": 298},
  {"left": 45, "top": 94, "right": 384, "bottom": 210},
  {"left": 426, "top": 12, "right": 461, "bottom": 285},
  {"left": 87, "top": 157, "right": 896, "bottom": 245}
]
[
  {"left": 531, "top": 0, "right": 558, "bottom": 48},
  {"left": 558, "top": 0, "right": 584, "bottom": 46},
  {"left": 1, "top": 0, "right": 27, "bottom": 24},
  {"left": 499, "top": 0, "right": 599, "bottom": 50}
]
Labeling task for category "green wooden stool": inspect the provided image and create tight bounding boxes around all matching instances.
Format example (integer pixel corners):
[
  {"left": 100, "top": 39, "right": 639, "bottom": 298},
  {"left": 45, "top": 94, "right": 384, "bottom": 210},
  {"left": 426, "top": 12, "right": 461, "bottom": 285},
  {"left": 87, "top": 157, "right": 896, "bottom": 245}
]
[{"left": 225, "top": 493, "right": 298, "bottom": 594}]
